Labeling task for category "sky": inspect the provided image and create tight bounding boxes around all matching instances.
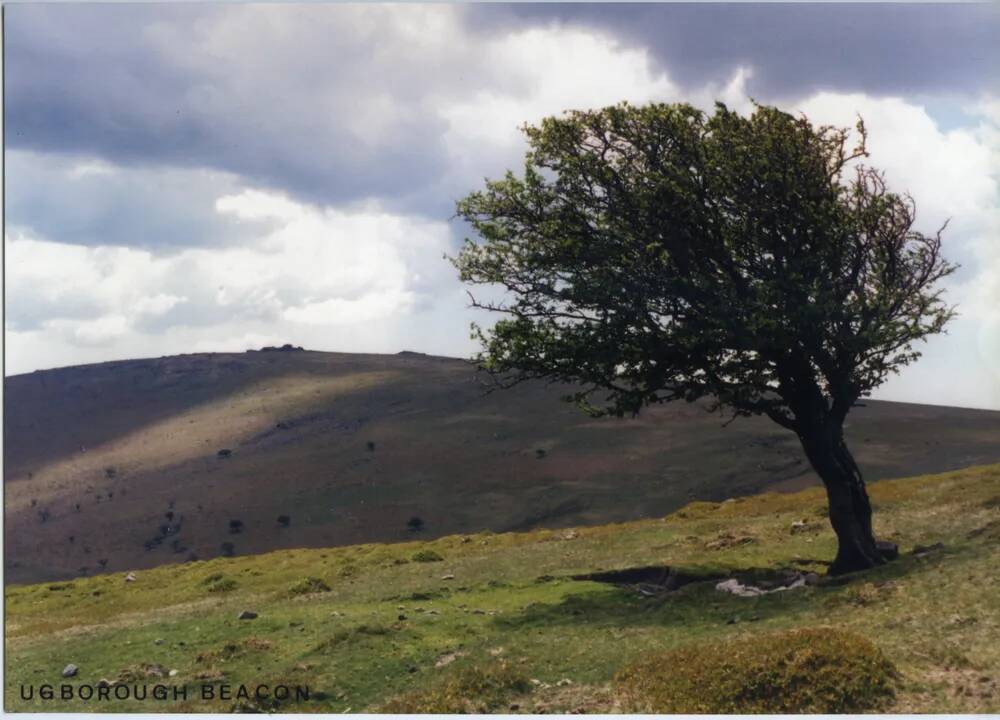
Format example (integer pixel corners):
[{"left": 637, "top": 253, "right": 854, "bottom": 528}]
[{"left": 4, "top": 3, "right": 999, "bottom": 411}]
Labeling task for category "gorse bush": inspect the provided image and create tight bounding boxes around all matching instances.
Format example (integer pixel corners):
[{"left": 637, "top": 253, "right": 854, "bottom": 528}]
[
  {"left": 614, "top": 627, "right": 897, "bottom": 713},
  {"left": 380, "top": 662, "right": 530, "bottom": 713},
  {"left": 411, "top": 549, "right": 444, "bottom": 563},
  {"left": 206, "top": 578, "right": 238, "bottom": 594},
  {"left": 289, "top": 577, "right": 331, "bottom": 596}
]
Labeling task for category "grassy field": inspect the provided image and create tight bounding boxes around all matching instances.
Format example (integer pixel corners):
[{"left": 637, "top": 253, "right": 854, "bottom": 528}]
[{"left": 5, "top": 462, "right": 999, "bottom": 712}]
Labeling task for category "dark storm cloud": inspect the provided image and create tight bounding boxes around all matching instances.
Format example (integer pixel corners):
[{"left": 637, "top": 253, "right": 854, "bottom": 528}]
[
  {"left": 4, "top": 4, "right": 450, "bottom": 209},
  {"left": 468, "top": 3, "right": 1000, "bottom": 99},
  {"left": 4, "top": 150, "right": 270, "bottom": 250},
  {"left": 4, "top": 2, "right": 997, "bottom": 229}
]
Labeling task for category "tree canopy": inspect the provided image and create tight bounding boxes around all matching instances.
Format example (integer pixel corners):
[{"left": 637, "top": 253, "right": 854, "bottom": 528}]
[
  {"left": 453, "top": 101, "right": 957, "bottom": 574},
  {"left": 454, "top": 102, "right": 955, "bottom": 432}
]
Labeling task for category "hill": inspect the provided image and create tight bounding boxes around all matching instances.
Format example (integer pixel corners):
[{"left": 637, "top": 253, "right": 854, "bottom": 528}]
[
  {"left": 5, "top": 349, "right": 1000, "bottom": 584},
  {"left": 5, "top": 463, "right": 999, "bottom": 712}
]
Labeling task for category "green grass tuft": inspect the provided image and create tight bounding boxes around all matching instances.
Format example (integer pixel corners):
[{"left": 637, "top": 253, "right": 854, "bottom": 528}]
[
  {"left": 614, "top": 627, "right": 898, "bottom": 713},
  {"left": 205, "top": 577, "right": 238, "bottom": 593},
  {"left": 411, "top": 549, "right": 445, "bottom": 563},
  {"left": 381, "top": 662, "right": 531, "bottom": 713},
  {"left": 288, "top": 576, "right": 331, "bottom": 596}
]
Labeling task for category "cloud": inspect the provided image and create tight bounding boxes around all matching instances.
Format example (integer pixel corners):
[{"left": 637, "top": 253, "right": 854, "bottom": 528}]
[
  {"left": 3, "top": 192, "right": 461, "bottom": 373},
  {"left": 474, "top": 4, "right": 1000, "bottom": 99},
  {"left": 788, "top": 93, "right": 1000, "bottom": 409},
  {"left": 3, "top": 4, "right": 998, "bottom": 410},
  {"left": 4, "top": 149, "right": 260, "bottom": 249},
  {"left": 3, "top": 4, "right": 747, "bottom": 218}
]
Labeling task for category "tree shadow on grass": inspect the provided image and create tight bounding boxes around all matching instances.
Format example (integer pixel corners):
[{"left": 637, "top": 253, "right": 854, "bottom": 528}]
[{"left": 493, "top": 551, "right": 953, "bottom": 633}]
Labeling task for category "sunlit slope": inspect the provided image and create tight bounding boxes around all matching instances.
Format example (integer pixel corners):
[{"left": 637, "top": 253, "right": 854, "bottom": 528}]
[
  {"left": 5, "top": 349, "right": 1000, "bottom": 583},
  {"left": 4, "top": 464, "right": 999, "bottom": 713}
]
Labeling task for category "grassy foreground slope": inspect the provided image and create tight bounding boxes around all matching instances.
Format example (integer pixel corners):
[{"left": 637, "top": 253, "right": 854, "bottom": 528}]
[{"left": 5, "top": 463, "right": 999, "bottom": 713}]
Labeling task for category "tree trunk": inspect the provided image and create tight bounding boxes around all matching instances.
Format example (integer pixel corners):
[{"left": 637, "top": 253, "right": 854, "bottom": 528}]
[{"left": 798, "top": 425, "right": 886, "bottom": 575}]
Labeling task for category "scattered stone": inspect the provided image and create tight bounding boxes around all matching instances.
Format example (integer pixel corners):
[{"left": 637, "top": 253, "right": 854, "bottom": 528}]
[
  {"left": 636, "top": 584, "right": 660, "bottom": 597},
  {"left": 715, "top": 572, "right": 808, "bottom": 598},
  {"left": 790, "top": 519, "right": 810, "bottom": 534},
  {"left": 803, "top": 572, "right": 821, "bottom": 586},
  {"left": 62, "top": 664, "right": 79, "bottom": 678},
  {"left": 125, "top": 573, "right": 137, "bottom": 583},
  {"left": 562, "top": 530, "right": 579, "bottom": 540},
  {"left": 217, "top": 448, "right": 233, "bottom": 458},
  {"left": 398, "top": 614, "right": 407, "bottom": 621},
  {"left": 460, "top": 536, "right": 471, "bottom": 544},
  {"left": 169, "top": 670, "right": 178, "bottom": 678},
  {"left": 717, "top": 579, "right": 765, "bottom": 597},
  {"left": 237, "top": 610, "right": 258, "bottom": 620},
  {"left": 434, "top": 651, "right": 465, "bottom": 668},
  {"left": 440, "top": 574, "right": 455, "bottom": 580},
  {"left": 97, "top": 678, "right": 115, "bottom": 689},
  {"left": 489, "top": 647, "right": 504, "bottom": 656},
  {"left": 557, "top": 678, "right": 573, "bottom": 687},
  {"left": 154, "top": 639, "right": 164, "bottom": 645},
  {"left": 427, "top": 610, "right": 440, "bottom": 615}
]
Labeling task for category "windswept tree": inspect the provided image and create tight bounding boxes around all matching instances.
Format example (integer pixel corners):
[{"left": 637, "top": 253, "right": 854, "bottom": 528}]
[{"left": 454, "top": 102, "right": 956, "bottom": 575}]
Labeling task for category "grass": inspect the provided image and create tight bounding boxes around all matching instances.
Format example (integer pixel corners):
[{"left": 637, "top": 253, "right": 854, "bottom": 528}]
[
  {"left": 4, "top": 463, "right": 999, "bottom": 712},
  {"left": 614, "top": 627, "right": 897, "bottom": 713}
]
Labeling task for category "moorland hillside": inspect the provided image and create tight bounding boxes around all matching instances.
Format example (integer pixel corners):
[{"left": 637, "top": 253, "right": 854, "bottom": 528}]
[{"left": 5, "top": 349, "right": 1000, "bottom": 583}]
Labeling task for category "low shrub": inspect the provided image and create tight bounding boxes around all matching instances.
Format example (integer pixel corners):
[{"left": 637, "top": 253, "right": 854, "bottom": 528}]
[
  {"left": 289, "top": 577, "right": 331, "bottom": 596},
  {"left": 411, "top": 549, "right": 444, "bottom": 563},
  {"left": 207, "top": 578, "right": 238, "bottom": 593},
  {"left": 381, "top": 662, "right": 530, "bottom": 713},
  {"left": 614, "top": 627, "right": 897, "bottom": 713}
]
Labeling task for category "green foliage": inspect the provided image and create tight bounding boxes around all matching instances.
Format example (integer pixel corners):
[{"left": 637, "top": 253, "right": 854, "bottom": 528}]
[
  {"left": 289, "top": 576, "right": 331, "bottom": 596},
  {"left": 206, "top": 577, "right": 238, "bottom": 593},
  {"left": 381, "top": 662, "right": 531, "bottom": 713},
  {"left": 614, "top": 627, "right": 897, "bottom": 713},
  {"left": 454, "top": 101, "right": 955, "bottom": 429},
  {"left": 411, "top": 549, "right": 444, "bottom": 563}
]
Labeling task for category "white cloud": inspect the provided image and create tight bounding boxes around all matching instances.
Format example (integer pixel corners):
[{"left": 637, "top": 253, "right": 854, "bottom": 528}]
[
  {"left": 4, "top": 191, "right": 460, "bottom": 373},
  {"left": 790, "top": 92, "right": 1000, "bottom": 409}
]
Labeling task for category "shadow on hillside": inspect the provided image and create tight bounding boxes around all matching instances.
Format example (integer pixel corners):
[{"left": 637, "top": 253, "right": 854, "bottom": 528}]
[
  {"left": 3, "top": 351, "right": 453, "bottom": 479},
  {"left": 494, "top": 553, "right": 951, "bottom": 631}
]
